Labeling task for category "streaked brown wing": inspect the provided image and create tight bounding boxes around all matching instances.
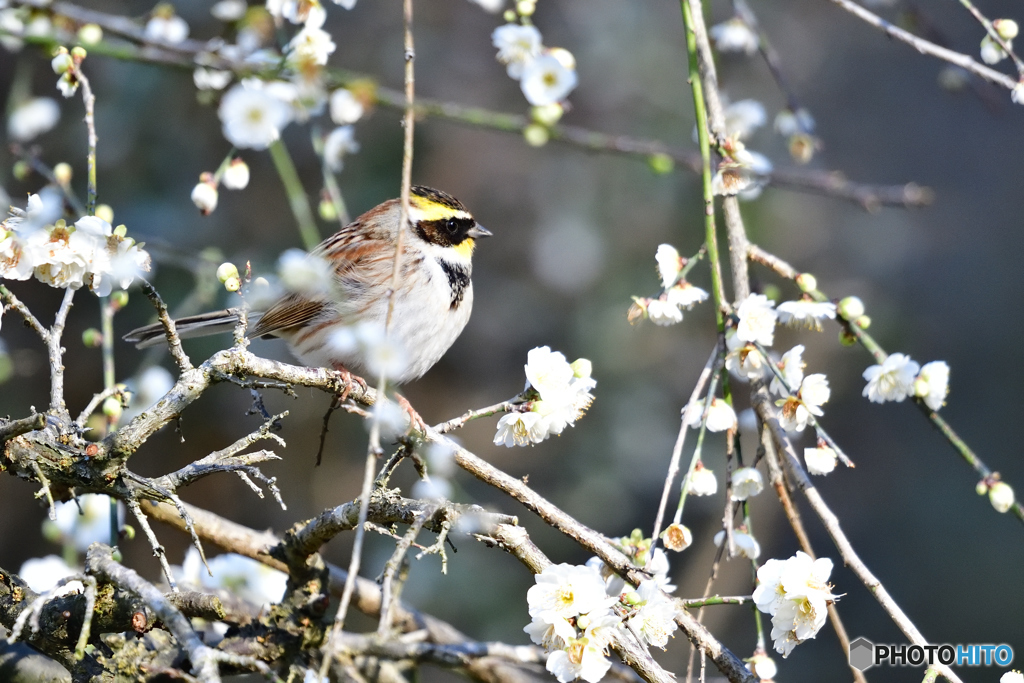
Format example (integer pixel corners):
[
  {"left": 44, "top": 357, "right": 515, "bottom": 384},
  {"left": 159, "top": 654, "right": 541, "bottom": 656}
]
[{"left": 250, "top": 297, "right": 327, "bottom": 338}]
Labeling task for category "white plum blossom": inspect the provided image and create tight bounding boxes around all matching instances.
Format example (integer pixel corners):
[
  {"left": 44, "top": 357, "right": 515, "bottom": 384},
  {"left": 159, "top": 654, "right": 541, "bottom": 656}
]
[
  {"left": 520, "top": 52, "right": 578, "bottom": 106},
  {"left": 176, "top": 547, "right": 286, "bottom": 608},
  {"left": 218, "top": 83, "right": 294, "bottom": 150},
  {"left": 323, "top": 125, "right": 360, "bottom": 172},
  {"left": 496, "top": 347, "right": 595, "bottom": 446},
  {"left": 212, "top": 0, "right": 248, "bottom": 21},
  {"left": 735, "top": 293, "right": 778, "bottom": 346},
  {"left": 777, "top": 373, "right": 830, "bottom": 433},
  {"left": 49, "top": 494, "right": 122, "bottom": 551},
  {"left": 647, "top": 298, "right": 683, "bottom": 326},
  {"left": 545, "top": 636, "right": 613, "bottom": 683},
  {"left": 278, "top": 248, "right": 334, "bottom": 297},
  {"left": 492, "top": 23, "right": 542, "bottom": 79},
  {"left": 688, "top": 465, "right": 718, "bottom": 496},
  {"left": 726, "top": 329, "right": 767, "bottom": 381},
  {"left": 862, "top": 353, "right": 919, "bottom": 403},
  {"left": 684, "top": 397, "right": 737, "bottom": 433},
  {"left": 626, "top": 580, "right": 680, "bottom": 648},
  {"left": 723, "top": 99, "right": 766, "bottom": 140},
  {"left": 0, "top": 205, "right": 149, "bottom": 294},
  {"left": 713, "top": 529, "right": 761, "bottom": 560},
  {"left": 666, "top": 282, "right": 708, "bottom": 309},
  {"left": 1000, "top": 672, "right": 1024, "bottom": 683},
  {"left": 329, "top": 88, "right": 364, "bottom": 124},
  {"left": 191, "top": 180, "right": 218, "bottom": 214},
  {"left": 709, "top": 17, "right": 759, "bottom": 55},
  {"left": 776, "top": 300, "right": 836, "bottom": 330},
  {"left": 655, "top": 243, "right": 682, "bottom": 289},
  {"left": 770, "top": 345, "right": 805, "bottom": 396},
  {"left": 747, "top": 652, "right": 778, "bottom": 681},
  {"left": 286, "top": 22, "right": 336, "bottom": 68},
  {"left": 527, "top": 563, "right": 614, "bottom": 623},
  {"left": 493, "top": 411, "right": 545, "bottom": 447},
  {"left": 468, "top": 0, "right": 504, "bottom": 11},
  {"left": 18, "top": 556, "right": 80, "bottom": 594},
  {"left": 194, "top": 67, "right": 233, "bottom": 90},
  {"left": 915, "top": 360, "right": 949, "bottom": 411},
  {"left": 644, "top": 547, "right": 676, "bottom": 593},
  {"left": 753, "top": 551, "right": 837, "bottom": 657},
  {"left": 145, "top": 13, "right": 189, "bottom": 43},
  {"left": 731, "top": 467, "right": 764, "bottom": 501},
  {"left": 775, "top": 108, "right": 815, "bottom": 136},
  {"left": 7, "top": 97, "right": 60, "bottom": 141},
  {"left": 804, "top": 445, "right": 838, "bottom": 475}
]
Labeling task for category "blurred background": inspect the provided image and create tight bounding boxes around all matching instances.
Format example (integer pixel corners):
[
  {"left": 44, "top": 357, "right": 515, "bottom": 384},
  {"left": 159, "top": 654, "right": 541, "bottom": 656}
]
[{"left": 1, "top": 0, "right": 1023, "bottom": 681}]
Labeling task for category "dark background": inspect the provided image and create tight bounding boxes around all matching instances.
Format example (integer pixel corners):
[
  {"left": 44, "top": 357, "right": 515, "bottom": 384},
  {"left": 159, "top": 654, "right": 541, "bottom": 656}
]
[{"left": 1, "top": 1, "right": 1022, "bottom": 681}]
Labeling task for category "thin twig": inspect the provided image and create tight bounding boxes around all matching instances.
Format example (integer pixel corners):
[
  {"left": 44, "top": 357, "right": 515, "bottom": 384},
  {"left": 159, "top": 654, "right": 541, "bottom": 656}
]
[
  {"left": 377, "top": 507, "right": 431, "bottom": 636},
  {"left": 70, "top": 60, "right": 98, "bottom": 214},
  {"left": 139, "top": 280, "right": 192, "bottom": 372},
  {"left": 955, "top": 0, "right": 1024, "bottom": 77},
  {"left": 827, "top": 0, "right": 1016, "bottom": 92},
  {"left": 432, "top": 400, "right": 518, "bottom": 434}
]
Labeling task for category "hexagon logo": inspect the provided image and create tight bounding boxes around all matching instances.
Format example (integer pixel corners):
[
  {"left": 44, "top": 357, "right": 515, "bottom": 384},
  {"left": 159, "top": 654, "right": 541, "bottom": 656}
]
[{"left": 849, "top": 637, "right": 875, "bottom": 671}]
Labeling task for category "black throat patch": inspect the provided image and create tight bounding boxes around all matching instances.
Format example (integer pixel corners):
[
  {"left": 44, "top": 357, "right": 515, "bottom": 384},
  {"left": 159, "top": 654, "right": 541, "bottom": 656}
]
[{"left": 437, "top": 258, "right": 470, "bottom": 310}]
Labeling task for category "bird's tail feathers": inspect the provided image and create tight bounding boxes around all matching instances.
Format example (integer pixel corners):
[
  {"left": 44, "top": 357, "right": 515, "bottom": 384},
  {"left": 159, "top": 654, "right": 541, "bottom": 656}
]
[{"left": 123, "top": 308, "right": 250, "bottom": 348}]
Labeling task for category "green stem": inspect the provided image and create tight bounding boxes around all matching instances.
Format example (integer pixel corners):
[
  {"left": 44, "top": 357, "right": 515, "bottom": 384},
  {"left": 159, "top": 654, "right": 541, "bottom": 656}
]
[
  {"left": 268, "top": 138, "right": 320, "bottom": 251},
  {"left": 682, "top": 595, "right": 751, "bottom": 608},
  {"left": 100, "top": 297, "right": 120, "bottom": 549},
  {"left": 672, "top": 368, "right": 721, "bottom": 525},
  {"left": 681, "top": 0, "right": 726, "bottom": 331}
]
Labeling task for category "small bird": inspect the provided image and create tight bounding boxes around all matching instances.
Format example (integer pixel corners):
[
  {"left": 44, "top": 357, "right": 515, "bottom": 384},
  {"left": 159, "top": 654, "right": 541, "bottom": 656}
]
[{"left": 125, "top": 186, "right": 491, "bottom": 386}]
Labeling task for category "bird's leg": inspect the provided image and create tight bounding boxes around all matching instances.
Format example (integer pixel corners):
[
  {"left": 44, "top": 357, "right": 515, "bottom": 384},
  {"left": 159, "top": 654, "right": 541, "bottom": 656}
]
[
  {"left": 394, "top": 393, "right": 428, "bottom": 435},
  {"left": 332, "top": 364, "right": 369, "bottom": 402}
]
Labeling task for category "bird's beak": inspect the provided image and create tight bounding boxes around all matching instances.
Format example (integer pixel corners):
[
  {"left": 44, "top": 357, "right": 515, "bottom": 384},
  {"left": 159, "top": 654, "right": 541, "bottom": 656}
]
[{"left": 468, "top": 224, "right": 492, "bottom": 238}]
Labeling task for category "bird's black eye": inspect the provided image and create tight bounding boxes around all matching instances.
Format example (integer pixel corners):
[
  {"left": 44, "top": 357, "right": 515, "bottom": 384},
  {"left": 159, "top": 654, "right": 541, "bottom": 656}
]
[{"left": 446, "top": 218, "right": 459, "bottom": 234}]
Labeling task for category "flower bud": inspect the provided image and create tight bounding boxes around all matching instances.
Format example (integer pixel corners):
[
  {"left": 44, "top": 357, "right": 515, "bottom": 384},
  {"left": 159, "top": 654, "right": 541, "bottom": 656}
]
[
  {"left": 216, "top": 262, "right": 239, "bottom": 283},
  {"left": 222, "top": 158, "right": 250, "bottom": 190},
  {"left": 111, "top": 291, "right": 129, "bottom": 309},
  {"left": 989, "top": 481, "right": 1015, "bottom": 513},
  {"left": 51, "top": 49, "right": 73, "bottom": 75},
  {"left": 503, "top": 9, "right": 516, "bottom": 22},
  {"left": 53, "top": 162, "right": 72, "bottom": 186},
  {"left": 531, "top": 103, "right": 563, "bottom": 127},
  {"left": 523, "top": 123, "right": 549, "bottom": 147},
  {"left": 854, "top": 314, "right": 871, "bottom": 329},
  {"left": 795, "top": 272, "right": 817, "bottom": 293},
  {"left": 78, "top": 23, "right": 103, "bottom": 45},
  {"left": 71, "top": 46, "right": 88, "bottom": 61},
  {"left": 96, "top": 204, "right": 115, "bottom": 224},
  {"left": 575, "top": 614, "right": 591, "bottom": 630},
  {"left": 82, "top": 328, "right": 103, "bottom": 347},
  {"left": 648, "top": 153, "right": 674, "bottom": 175},
  {"left": 994, "top": 19, "right": 1019, "bottom": 40},
  {"left": 191, "top": 178, "right": 219, "bottom": 215},
  {"left": 622, "top": 590, "right": 642, "bottom": 606},
  {"left": 571, "top": 358, "right": 592, "bottom": 380},
  {"left": 837, "top": 296, "right": 865, "bottom": 320},
  {"left": 516, "top": 0, "right": 535, "bottom": 16},
  {"left": 121, "top": 524, "right": 136, "bottom": 541},
  {"left": 13, "top": 160, "right": 30, "bottom": 181},
  {"left": 102, "top": 396, "right": 123, "bottom": 420},
  {"left": 839, "top": 329, "right": 857, "bottom": 346},
  {"left": 224, "top": 276, "right": 241, "bottom": 292},
  {"left": 976, "top": 479, "right": 989, "bottom": 495},
  {"left": 319, "top": 198, "right": 339, "bottom": 221}
]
